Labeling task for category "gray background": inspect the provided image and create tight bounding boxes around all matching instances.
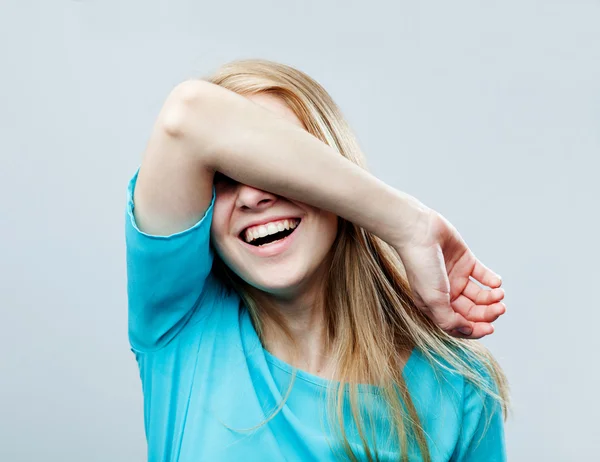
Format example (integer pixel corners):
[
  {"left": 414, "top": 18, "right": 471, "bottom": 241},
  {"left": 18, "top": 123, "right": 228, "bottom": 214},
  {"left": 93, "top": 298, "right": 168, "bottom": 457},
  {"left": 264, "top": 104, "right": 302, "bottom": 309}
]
[{"left": 1, "top": 0, "right": 598, "bottom": 460}]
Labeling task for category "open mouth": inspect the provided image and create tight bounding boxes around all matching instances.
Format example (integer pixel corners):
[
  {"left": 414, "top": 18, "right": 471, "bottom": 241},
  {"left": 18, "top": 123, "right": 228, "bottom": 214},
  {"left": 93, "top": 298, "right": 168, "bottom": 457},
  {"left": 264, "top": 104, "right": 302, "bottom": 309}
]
[{"left": 239, "top": 218, "right": 301, "bottom": 247}]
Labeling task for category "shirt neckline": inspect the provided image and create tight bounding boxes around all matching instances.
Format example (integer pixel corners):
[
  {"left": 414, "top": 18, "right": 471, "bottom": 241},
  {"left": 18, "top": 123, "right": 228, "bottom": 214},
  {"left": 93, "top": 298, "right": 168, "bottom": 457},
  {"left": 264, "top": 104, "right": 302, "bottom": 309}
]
[
  {"left": 240, "top": 303, "right": 420, "bottom": 393},
  {"left": 262, "top": 344, "right": 419, "bottom": 392}
]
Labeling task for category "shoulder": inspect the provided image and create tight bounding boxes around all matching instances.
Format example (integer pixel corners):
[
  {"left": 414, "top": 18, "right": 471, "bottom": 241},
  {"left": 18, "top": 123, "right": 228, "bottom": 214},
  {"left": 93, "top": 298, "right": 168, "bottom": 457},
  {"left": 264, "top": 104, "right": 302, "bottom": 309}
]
[
  {"left": 136, "top": 278, "right": 243, "bottom": 359},
  {"left": 408, "top": 346, "right": 506, "bottom": 435},
  {"left": 408, "top": 346, "right": 507, "bottom": 461},
  {"left": 431, "top": 347, "right": 507, "bottom": 462}
]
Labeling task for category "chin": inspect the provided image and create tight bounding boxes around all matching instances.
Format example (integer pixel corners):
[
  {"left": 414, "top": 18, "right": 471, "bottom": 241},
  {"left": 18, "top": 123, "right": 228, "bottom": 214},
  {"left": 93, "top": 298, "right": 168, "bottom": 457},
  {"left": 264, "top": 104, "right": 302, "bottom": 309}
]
[
  {"left": 218, "top": 244, "right": 332, "bottom": 298},
  {"left": 240, "top": 269, "right": 308, "bottom": 296}
]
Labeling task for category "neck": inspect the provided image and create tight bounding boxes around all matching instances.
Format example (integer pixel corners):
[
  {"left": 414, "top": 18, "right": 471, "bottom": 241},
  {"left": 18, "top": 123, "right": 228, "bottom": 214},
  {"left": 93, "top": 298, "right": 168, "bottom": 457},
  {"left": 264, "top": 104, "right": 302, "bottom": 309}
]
[{"left": 253, "top": 272, "right": 334, "bottom": 379}]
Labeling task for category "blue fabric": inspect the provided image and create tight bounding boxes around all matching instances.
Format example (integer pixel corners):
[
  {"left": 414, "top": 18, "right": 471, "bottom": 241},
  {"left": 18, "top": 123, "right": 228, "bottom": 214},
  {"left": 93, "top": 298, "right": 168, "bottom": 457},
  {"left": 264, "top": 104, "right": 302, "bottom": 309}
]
[{"left": 125, "top": 167, "right": 506, "bottom": 461}]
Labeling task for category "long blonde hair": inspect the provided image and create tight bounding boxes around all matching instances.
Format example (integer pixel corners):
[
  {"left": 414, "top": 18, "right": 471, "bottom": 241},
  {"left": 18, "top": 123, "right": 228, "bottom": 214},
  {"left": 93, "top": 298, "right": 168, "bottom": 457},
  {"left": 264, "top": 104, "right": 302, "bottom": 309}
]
[{"left": 202, "top": 58, "right": 509, "bottom": 461}]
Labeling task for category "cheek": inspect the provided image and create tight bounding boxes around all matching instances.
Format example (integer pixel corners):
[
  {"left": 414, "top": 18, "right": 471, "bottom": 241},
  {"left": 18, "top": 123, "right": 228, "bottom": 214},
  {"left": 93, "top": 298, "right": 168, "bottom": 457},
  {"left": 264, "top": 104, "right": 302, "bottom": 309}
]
[
  {"left": 210, "top": 202, "right": 234, "bottom": 254},
  {"left": 311, "top": 213, "right": 339, "bottom": 253},
  {"left": 322, "top": 212, "right": 339, "bottom": 236},
  {"left": 210, "top": 227, "right": 241, "bottom": 276},
  {"left": 209, "top": 224, "right": 225, "bottom": 254}
]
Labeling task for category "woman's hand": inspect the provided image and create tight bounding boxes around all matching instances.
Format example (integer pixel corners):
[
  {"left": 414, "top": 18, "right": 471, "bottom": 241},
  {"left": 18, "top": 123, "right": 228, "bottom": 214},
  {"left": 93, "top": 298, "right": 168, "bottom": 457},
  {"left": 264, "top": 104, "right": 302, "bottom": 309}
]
[{"left": 394, "top": 209, "right": 506, "bottom": 339}]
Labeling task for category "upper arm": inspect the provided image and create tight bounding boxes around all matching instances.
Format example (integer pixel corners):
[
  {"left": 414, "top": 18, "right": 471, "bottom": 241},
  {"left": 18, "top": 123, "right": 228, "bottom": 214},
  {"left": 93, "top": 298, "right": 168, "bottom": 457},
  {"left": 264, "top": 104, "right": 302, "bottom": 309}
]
[
  {"left": 133, "top": 80, "right": 216, "bottom": 237},
  {"left": 125, "top": 81, "right": 221, "bottom": 352}
]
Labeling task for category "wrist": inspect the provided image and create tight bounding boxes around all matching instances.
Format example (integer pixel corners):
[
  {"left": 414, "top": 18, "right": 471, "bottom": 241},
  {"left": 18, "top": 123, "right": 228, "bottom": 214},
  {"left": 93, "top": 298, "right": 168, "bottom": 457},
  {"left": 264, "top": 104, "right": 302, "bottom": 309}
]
[{"left": 390, "top": 194, "right": 433, "bottom": 251}]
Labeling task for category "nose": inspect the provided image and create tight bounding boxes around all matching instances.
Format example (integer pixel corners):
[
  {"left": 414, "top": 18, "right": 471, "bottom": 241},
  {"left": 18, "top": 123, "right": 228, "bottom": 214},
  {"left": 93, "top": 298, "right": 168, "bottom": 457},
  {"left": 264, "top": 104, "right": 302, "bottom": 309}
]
[{"left": 235, "top": 184, "right": 278, "bottom": 210}]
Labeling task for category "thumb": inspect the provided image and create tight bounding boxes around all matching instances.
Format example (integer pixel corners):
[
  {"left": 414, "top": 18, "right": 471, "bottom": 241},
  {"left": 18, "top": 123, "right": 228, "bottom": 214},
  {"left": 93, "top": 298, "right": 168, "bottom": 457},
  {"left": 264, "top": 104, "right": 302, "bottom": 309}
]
[{"left": 422, "top": 294, "right": 473, "bottom": 336}]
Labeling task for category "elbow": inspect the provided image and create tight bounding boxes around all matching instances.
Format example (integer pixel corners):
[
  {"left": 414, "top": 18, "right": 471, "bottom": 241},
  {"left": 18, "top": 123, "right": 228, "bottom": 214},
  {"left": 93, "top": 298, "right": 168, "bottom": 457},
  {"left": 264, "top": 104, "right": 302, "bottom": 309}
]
[
  {"left": 171, "top": 79, "right": 214, "bottom": 106},
  {"left": 160, "top": 79, "right": 219, "bottom": 138}
]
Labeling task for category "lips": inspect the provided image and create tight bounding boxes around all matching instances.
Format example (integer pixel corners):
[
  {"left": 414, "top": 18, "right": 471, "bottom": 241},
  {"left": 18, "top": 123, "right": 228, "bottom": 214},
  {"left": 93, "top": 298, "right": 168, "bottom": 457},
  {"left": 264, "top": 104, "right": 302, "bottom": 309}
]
[
  {"left": 238, "top": 218, "right": 302, "bottom": 257},
  {"left": 239, "top": 218, "right": 301, "bottom": 244}
]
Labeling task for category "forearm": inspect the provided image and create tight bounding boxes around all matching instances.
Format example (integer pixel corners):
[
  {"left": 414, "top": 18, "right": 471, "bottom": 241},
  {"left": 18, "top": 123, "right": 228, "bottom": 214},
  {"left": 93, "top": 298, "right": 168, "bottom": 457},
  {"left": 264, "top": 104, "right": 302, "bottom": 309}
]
[{"left": 170, "top": 80, "right": 429, "bottom": 247}]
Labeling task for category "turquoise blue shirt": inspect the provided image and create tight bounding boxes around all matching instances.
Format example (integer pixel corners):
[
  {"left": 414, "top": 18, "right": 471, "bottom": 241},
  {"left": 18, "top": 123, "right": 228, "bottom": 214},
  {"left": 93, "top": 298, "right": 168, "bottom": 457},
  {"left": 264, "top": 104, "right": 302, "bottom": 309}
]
[{"left": 125, "top": 168, "right": 506, "bottom": 461}]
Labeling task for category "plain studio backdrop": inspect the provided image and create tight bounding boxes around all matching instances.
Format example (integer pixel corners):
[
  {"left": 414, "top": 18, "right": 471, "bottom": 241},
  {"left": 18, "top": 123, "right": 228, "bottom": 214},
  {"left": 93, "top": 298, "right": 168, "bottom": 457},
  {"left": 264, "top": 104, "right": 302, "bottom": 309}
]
[{"left": 1, "top": 1, "right": 597, "bottom": 461}]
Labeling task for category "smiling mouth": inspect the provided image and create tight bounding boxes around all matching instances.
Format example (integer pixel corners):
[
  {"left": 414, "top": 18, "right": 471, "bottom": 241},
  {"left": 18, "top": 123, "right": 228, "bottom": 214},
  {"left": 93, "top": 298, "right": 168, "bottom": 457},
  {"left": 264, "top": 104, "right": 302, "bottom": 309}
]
[{"left": 239, "top": 219, "right": 301, "bottom": 247}]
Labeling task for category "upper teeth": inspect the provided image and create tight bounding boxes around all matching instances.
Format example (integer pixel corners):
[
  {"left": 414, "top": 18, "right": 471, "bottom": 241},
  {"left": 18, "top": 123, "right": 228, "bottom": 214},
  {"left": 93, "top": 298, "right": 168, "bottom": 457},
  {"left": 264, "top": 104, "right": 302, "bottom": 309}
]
[{"left": 243, "top": 219, "right": 299, "bottom": 243}]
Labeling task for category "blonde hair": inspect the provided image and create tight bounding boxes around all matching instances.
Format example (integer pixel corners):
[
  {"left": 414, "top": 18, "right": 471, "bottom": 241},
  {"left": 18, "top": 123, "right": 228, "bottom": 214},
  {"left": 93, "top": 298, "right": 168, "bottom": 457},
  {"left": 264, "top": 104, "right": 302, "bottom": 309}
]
[{"left": 202, "top": 58, "right": 509, "bottom": 461}]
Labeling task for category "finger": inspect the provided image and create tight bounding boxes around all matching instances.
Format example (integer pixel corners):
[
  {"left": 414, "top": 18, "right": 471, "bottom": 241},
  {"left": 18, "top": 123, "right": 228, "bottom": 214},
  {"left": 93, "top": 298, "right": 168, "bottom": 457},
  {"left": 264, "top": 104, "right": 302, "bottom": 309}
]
[
  {"left": 462, "top": 280, "right": 505, "bottom": 305},
  {"left": 452, "top": 294, "right": 506, "bottom": 322},
  {"left": 472, "top": 260, "right": 502, "bottom": 288},
  {"left": 450, "top": 322, "right": 495, "bottom": 340}
]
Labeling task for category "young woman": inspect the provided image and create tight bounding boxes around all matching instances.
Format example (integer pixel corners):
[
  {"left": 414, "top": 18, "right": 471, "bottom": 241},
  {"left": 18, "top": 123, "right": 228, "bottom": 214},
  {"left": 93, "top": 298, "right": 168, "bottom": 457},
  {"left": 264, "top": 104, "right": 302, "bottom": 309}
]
[{"left": 125, "top": 59, "right": 509, "bottom": 461}]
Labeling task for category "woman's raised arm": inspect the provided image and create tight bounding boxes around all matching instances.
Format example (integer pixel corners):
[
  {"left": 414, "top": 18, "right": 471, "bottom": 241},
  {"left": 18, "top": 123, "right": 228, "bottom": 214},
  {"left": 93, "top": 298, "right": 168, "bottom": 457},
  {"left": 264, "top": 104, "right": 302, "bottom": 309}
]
[
  {"left": 161, "top": 79, "right": 505, "bottom": 338},
  {"left": 168, "top": 80, "right": 425, "bottom": 249}
]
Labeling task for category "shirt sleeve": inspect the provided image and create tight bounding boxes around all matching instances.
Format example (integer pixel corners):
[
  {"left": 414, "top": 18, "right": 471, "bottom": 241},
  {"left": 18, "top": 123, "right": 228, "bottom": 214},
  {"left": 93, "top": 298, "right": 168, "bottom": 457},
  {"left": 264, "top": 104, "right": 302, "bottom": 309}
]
[
  {"left": 453, "top": 374, "right": 507, "bottom": 462},
  {"left": 124, "top": 166, "right": 217, "bottom": 352}
]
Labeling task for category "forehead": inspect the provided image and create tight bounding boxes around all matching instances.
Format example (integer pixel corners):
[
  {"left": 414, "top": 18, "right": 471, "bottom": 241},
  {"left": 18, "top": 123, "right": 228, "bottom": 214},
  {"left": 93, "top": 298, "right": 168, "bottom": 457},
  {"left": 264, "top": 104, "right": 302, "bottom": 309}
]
[{"left": 245, "top": 93, "right": 304, "bottom": 129}]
